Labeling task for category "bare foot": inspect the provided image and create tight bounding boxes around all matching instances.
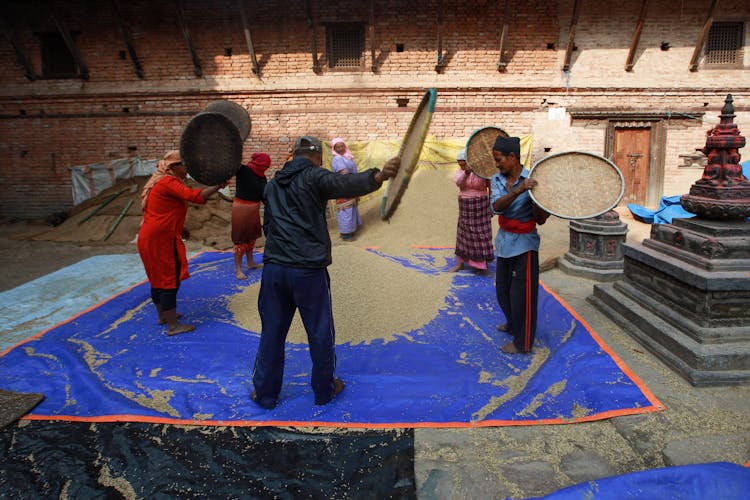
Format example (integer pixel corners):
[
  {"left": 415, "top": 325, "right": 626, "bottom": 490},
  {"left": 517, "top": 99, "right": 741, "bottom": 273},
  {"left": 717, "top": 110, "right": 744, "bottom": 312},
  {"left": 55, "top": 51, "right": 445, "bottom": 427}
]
[
  {"left": 247, "top": 263, "right": 263, "bottom": 270},
  {"left": 158, "top": 313, "right": 182, "bottom": 325},
  {"left": 167, "top": 323, "right": 196, "bottom": 336},
  {"left": 236, "top": 269, "right": 248, "bottom": 279},
  {"left": 448, "top": 263, "right": 464, "bottom": 272},
  {"left": 540, "top": 256, "right": 559, "bottom": 273},
  {"left": 501, "top": 341, "right": 520, "bottom": 353}
]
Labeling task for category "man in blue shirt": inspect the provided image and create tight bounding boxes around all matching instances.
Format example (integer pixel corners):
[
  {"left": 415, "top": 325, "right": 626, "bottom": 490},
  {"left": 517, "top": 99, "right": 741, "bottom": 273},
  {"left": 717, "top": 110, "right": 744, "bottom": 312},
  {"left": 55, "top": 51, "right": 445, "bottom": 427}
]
[{"left": 490, "top": 136, "right": 549, "bottom": 354}]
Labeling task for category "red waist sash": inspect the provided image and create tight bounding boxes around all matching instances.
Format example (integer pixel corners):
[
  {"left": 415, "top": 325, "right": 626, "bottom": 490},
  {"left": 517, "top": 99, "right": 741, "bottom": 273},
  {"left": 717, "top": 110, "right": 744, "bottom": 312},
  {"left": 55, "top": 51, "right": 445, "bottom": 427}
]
[{"left": 497, "top": 215, "right": 536, "bottom": 234}]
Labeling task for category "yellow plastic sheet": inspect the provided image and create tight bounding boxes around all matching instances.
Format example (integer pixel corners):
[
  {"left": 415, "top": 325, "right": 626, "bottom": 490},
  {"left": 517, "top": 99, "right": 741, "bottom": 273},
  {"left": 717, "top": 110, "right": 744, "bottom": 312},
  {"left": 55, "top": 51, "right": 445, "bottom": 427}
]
[{"left": 322, "top": 135, "right": 533, "bottom": 205}]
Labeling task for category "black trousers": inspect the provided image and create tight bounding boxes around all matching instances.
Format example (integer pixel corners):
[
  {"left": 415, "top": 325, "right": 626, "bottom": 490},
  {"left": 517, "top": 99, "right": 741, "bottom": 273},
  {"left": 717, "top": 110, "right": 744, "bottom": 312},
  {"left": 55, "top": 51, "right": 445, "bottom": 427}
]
[
  {"left": 150, "top": 242, "right": 182, "bottom": 311},
  {"left": 495, "top": 251, "right": 539, "bottom": 352}
]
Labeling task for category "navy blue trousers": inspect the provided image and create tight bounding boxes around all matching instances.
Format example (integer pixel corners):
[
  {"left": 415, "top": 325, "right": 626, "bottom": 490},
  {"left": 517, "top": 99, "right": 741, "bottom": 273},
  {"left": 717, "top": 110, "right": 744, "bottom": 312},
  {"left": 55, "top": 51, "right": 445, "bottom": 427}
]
[
  {"left": 252, "top": 263, "right": 337, "bottom": 408},
  {"left": 495, "top": 251, "right": 539, "bottom": 352}
]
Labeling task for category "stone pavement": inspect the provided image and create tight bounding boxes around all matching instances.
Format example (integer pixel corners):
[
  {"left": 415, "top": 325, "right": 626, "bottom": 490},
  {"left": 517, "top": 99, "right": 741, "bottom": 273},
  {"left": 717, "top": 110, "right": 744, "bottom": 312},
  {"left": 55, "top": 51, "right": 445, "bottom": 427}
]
[{"left": 414, "top": 211, "right": 750, "bottom": 499}]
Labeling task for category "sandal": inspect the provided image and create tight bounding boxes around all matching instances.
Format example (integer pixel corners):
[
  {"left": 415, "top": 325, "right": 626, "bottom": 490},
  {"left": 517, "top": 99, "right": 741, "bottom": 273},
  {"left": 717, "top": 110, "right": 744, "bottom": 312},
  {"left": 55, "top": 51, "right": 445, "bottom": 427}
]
[{"left": 315, "top": 377, "right": 345, "bottom": 405}]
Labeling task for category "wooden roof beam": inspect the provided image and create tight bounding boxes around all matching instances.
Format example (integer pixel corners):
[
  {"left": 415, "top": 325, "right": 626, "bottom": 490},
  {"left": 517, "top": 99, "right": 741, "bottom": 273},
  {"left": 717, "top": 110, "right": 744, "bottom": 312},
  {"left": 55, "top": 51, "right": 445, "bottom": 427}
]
[
  {"left": 238, "top": 0, "right": 260, "bottom": 76},
  {"left": 562, "top": 0, "right": 581, "bottom": 72},
  {"left": 435, "top": 0, "right": 445, "bottom": 73},
  {"left": 50, "top": 2, "right": 89, "bottom": 79},
  {"left": 305, "top": 0, "right": 322, "bottom": 73},
  {"left": 110, "top": 0, "right": 144, "bottom": 78},
  {"left": 0, "top": 15, "right": 38, "bottom": 80},
  {"left": 625, "top": 0, "right": 649, "bottom": 71},
  {"left": 689, "top": 0, "right": 718, "bottom": 72},
  {"left": 175, "top": 0, "right": 202, "bottom": 77},
  {"left": 497, "top": 0, "right": 511, "bottom": 72},
  {"left": 370, "top": 0, "right": 377, "bottom": 73}
]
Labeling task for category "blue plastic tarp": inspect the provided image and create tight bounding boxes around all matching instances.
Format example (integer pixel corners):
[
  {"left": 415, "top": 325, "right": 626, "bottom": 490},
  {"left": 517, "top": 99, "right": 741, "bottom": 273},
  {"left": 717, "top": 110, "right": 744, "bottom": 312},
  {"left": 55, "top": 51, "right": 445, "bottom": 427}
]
[
  {"left": 628, "top": 195, "right": 696, "bottom": 225},
  {"left": 0, "top": 249, "right": 662, "bottom": 427},
  {"left": 534, "top": 462, "right": 750, "bottom": 500},
  {"left": 652, "top": 195, "right": 697, "bottom": 224},
  {"left": 628, "top": 160, "right": 750, "bottom": 225}
]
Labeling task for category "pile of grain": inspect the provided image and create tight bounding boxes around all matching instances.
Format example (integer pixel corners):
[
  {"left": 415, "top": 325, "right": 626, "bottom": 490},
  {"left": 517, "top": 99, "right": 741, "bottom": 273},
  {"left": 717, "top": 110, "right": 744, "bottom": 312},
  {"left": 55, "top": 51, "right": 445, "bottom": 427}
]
[
  {"left": 353, "top": 167, "right": 460, "bottom": 252},
  {"left": 26, "top": 176, "right": 236, "bottom": 249},
  {"left": 26, "top": 166, "right": 467, "bottom": 255},
  {"left": 229, "top": 244, "right": 455, "bottom": 345},
  {"left": 228, "top": 167, "right": 465, "bottom": 344}
]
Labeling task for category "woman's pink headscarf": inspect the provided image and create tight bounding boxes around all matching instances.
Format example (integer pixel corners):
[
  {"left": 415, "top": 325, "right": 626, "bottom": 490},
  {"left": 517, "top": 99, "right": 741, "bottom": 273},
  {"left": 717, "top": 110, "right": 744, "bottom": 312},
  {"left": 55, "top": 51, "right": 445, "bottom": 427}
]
[
  {"left": 331, "top": 138, "right": 354, "bottom": 159},
  {"left": 140, "top": 150, "right": 184, "bottom": 210}
]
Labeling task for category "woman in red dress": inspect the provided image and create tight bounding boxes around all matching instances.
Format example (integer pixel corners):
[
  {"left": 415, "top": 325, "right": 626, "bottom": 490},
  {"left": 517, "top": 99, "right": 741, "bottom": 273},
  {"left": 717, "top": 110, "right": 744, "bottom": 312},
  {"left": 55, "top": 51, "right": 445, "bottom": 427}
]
[{"left": 138, "top": 150, "right": 225, "bottom": 335}]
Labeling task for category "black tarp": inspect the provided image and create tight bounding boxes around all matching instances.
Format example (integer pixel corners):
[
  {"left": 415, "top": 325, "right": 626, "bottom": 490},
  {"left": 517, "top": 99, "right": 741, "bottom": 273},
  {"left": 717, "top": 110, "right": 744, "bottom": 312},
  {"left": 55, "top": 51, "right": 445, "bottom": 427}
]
[{"left": 0, "top": 422, "right": 415, "bottom": 499}]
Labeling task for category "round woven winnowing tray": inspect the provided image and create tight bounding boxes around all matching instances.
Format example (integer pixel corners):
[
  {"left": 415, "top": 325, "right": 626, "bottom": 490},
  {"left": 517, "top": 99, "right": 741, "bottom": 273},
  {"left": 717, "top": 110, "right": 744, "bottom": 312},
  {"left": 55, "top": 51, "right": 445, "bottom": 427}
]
[
  {"left": 204, "top": 100, "right": 251, "bottom": 140},
  {"left": 180, "top": 112, "right": 242, "bottom": 186},
  {"left": 380, "top": 88, "right": 437, "bottom": 220},
  {"left": 529, "top": 151, "right": 625, "bottom": 219},
  {"left": 466, "top": 126, "right": 509, "bottom": 179}
]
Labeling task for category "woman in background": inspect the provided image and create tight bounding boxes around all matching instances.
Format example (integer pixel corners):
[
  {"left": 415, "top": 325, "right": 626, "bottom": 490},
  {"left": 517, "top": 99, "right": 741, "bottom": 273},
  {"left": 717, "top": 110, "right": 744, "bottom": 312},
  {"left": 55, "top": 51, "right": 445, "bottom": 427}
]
[
  {"left": 232, "top": 152, "right": 271, "bottom": 279},
  {"left": 138, "top": 150, "right": 225, "bottom": 335},
  {"left": 331, "top": 138, "right": 362, "bottom": 241},
  {"left": 449, "top": 148, "right": 494, "bottom": 275}
]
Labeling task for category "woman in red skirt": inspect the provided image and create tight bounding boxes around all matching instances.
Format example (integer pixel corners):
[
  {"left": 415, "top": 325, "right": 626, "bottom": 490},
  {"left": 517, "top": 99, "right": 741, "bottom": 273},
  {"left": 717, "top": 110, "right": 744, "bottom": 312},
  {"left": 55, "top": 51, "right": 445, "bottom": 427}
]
[
  {"left": 232, "top": 152, "right": 271, "bottom": 279},
  {"left": 449, "top": 148, "right": 495, "bottom": 275}
]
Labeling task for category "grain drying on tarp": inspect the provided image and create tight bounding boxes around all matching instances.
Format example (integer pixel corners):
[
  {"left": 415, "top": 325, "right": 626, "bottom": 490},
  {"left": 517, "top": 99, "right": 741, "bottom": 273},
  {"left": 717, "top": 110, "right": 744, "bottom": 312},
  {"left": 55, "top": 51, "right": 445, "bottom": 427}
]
[{"left": 229, "top": 244, "right": 455, "bottom": 345}]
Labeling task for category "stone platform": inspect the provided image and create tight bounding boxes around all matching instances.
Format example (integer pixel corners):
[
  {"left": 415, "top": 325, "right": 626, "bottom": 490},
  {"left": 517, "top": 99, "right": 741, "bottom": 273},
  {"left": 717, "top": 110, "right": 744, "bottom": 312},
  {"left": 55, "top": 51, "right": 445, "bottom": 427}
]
[{"left": 589, "top": 218, "right": 750, "bottom": 386}]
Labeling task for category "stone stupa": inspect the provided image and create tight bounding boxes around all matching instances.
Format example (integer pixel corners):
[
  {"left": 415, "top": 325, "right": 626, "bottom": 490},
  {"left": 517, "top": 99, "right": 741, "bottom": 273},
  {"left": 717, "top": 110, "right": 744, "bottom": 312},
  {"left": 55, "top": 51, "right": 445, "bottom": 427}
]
[{"left": 589, "top": 95, "right": 750, "bottom": 386}]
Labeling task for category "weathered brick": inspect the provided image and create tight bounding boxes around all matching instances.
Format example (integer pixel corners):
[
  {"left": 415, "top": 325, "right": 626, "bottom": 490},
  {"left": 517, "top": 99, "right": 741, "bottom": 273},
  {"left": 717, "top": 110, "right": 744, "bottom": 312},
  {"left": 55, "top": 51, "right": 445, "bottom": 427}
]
[{"left": 0, "top": 0, "right": 747, "bottom": 218}]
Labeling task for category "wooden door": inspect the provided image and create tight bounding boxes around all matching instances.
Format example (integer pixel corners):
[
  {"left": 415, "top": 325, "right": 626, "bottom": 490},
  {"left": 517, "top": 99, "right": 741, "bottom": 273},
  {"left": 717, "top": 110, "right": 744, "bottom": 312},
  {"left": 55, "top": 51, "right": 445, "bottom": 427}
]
[{"left": 612, "top": 127, "right": 651, "bottom": 205}]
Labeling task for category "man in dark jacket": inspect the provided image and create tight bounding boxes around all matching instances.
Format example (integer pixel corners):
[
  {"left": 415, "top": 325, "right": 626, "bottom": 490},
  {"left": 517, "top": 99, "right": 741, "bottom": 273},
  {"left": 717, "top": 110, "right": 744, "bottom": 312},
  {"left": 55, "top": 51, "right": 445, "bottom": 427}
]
[{"left": 251, "top": 136, "right": 400, "bottom": 409}]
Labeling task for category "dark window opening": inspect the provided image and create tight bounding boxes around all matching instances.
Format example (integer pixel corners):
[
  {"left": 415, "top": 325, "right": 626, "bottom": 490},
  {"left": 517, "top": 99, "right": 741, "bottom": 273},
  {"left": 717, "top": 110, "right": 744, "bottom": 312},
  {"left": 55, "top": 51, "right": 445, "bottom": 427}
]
[
  {"left": 39, "top": 31, "right": 79, "bottom": 78},
  {"left": 396, "top": 43, "right": 405, "bottom": 52},
  {"left": 704, "top": 21, "right": 744, "bottom": 66},
  {"left": 326, "top": 24, "right": 364, "bottom": 69}
]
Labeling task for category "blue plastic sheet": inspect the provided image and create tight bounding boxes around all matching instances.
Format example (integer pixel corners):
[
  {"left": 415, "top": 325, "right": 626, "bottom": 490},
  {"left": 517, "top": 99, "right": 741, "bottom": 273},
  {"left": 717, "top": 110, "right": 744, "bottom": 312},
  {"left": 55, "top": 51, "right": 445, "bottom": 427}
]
[
  {"left": 0, "top": 255, "right": 145, "bottom": 353},
  {"left": 535, "top": 462, "right": 750, "bottom": 499},
  {"left": 628, "top": 160, "right": 750, "bottom": 225},
  {"left": 628, "top": 195, "right": 696, "bottom": 225},
  {"left": 652, "top": 195, "right": 697, "bottom": 224},
  {"left": 626, "top": 203, "right": 655, "bottom": 224},
  {"left": 0, "top": 250, "right": 661, "bottom": 427}
]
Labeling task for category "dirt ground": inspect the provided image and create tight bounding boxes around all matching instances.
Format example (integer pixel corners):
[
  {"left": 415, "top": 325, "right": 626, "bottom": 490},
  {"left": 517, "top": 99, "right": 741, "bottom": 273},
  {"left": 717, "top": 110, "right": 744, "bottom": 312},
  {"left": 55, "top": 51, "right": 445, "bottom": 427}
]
[
  {"left": 0, "top": 167, "right": 634, "bottom": 292},
  {"left": 1, "top": 169, "right": 748, "bottom": 498},
  {"left": 0, "top": 175, "right": 237, "bottom": 293}
]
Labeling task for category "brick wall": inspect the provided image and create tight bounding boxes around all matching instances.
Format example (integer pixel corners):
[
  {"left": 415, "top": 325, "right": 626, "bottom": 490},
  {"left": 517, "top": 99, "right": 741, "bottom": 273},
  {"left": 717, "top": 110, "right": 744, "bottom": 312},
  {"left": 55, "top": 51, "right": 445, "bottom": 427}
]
[{"left": 0, "top": 0, "right": 748, "bottom": 218}]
